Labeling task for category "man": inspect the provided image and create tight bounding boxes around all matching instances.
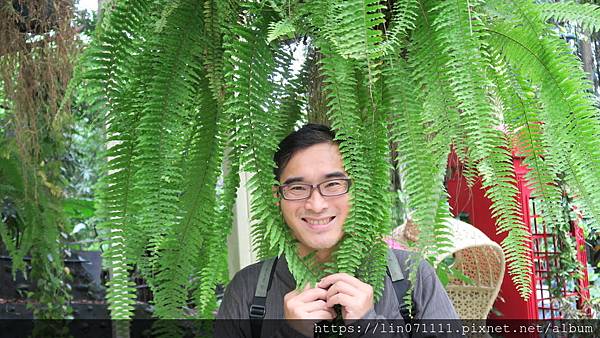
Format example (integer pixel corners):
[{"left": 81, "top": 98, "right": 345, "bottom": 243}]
[{"left": 216, "top": 124, "right": 458, "bottom": 337}]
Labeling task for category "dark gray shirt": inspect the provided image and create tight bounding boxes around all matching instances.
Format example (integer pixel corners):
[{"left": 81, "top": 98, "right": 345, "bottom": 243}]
[{"left": 216, "top": 249, "right": 459, "bottom": 337}]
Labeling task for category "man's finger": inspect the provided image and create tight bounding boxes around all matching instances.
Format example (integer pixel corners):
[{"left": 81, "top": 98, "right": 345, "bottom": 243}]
[
  {"left": 297, "top": 286, "right": 328, "bottom": 302},
  {"left": 318, "top": 273, "right": 362, "bottom": 289},
  {"left": 326, "top": 293, "right": 352, "bottom": 308},
  {"left": 326, "top": 280, "right": 358, "bottom": 298},
  {"left": 302, "top": 299, "right": 330, "bottom": 313}
]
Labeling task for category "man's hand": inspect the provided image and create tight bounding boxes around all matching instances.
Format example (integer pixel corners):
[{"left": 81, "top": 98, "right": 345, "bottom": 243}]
[
  {"left": 284, "top": 284, "right": 336, "bottom": 337},
  {"left": 318, "top": 273, "right": 374, "bottom": 322}
]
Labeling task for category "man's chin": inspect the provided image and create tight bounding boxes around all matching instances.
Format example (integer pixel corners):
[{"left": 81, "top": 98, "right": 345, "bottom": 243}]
[{"left": 297, "top": 237, "right": 342, "bottom": 257}]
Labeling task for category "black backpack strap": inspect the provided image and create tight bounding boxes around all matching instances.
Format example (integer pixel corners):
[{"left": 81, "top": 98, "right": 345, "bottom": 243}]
[
  {"left": 386, "top": 249, "right": 413, "bottom": 321},
  {"left": 250, "top": 257, "right": 278, "bottom": 338}
]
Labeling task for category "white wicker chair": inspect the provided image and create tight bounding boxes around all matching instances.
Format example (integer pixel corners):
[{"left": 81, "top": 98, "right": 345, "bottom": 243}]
[{"left": 390, "top": 218, "right": 505, "bottom": 319}]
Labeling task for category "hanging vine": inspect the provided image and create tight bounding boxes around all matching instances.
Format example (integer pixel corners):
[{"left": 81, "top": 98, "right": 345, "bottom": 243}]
[{"left": 0, "top": 0, "right": 79, "bottom": 318}]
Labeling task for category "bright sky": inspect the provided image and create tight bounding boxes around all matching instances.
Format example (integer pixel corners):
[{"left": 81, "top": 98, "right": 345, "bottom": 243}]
[{"left": 77, "top": 0, "right": 97, "bottom": 12}]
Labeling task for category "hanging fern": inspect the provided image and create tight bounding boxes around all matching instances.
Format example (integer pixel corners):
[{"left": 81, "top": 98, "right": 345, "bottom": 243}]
[
  {"left": 488, "top": 53, "right": 564, "bottom": 230},
  {"left": 139, "top": 0, "right": 212, "bottom": 319},
  {"left": 223, "top": 8, "right": 284, "bottom": 259},
  {"left": 72, "top": 0, "right": 600, "bottom": 325},
  {"left": 538, "top": 1, "right": 600, "bottom": 33},
  {"left": 84, "top": 0, "right": 159, "bottom": 321},
  {"left": 323, "top": 0, "right": 386, "bottom": 61},
  {"left": 384, "top": 55, "right": 451, "bottom": 262},
  {"left": 319, "top": 47, "right": 368, "bottom": 276},
  {"left": 380, "top": 0, "right": 419, "bottom": 52},
  {"left": 488, "top": 0, "right": 600, "bottom": 231}
]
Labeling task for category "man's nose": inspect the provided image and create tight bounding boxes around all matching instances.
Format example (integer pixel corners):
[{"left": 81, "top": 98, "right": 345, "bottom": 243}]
[{"left": 304, "top": 188, "right": 327, "bottom": 212}]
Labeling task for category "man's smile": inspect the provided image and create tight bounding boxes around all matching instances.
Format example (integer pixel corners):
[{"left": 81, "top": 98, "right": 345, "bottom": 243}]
[{"left": 302, "top": 216, "right": 336, "bottom": 228}]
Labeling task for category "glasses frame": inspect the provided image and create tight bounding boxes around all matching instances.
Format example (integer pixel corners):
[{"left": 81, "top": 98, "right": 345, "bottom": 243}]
[{"left": 278, "top": 178, "right": 352, "bottom": 201}]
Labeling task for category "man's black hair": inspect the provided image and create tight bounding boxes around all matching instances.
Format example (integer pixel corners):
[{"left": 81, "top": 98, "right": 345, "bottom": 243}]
[{"left": 273, "top": 123, "right": 337, "bottom": 182}]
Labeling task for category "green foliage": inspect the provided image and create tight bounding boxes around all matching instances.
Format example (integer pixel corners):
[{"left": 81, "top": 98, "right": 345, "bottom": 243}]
[
  {"left": 383, "top": 0, "right": 419, "bottom": 50},
  {"left": 268, "top": 18, "right": 296, "bottom": 42},
  {"left": 76, "top": 0, "right": 600, "bottom": 323},
  {"left": 85, "top": 0, "right": 165, "bottom": 320},
  {"left": 538, "top": 1, "right": 600, "bottom": 33},
  {"left": 1, "top": 0, "right": 80, "bottom": 319},
  {"left": 222, "top": 7, "right": 287, "bottom": 261}
]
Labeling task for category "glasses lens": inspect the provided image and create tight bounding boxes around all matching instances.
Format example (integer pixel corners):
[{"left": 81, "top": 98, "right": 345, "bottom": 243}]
[
  {"left": 282, "top": 184, "right": 310, "bottom": 200},
  {"left": 320, "top": 179, "right": 349, "bottom": 196}
]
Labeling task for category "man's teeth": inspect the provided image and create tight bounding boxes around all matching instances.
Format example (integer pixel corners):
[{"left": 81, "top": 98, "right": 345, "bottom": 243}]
[{"left": 305, "top": 217, "right": 332, "bottom": 225}]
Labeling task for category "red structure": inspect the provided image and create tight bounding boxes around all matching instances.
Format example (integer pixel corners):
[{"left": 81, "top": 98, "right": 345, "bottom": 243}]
[{"left": 445, "top": 152, "right": 591, "bottom": 319}]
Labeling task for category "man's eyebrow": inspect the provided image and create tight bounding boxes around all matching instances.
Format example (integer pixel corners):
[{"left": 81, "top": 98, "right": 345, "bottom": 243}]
[
  {"left": 282, "top": 176, "right": 304, "bottom": 185},
  {"left": 324, "top": 171, "right": 347, "bottom": 179},
  {"left": 282, "top": 171, "right": 347, "bottom": 185}
]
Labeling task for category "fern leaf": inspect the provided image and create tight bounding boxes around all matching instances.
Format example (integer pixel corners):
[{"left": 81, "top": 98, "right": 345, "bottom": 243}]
[
  {"left": 268, "top": 18, "right": 296, "bottom": 42},
  {"left": 379, "top": 0, "right": 419, "bottom": 53},
  {"left": 222, "top": 7, "right": 292, "bottom": 280},
  {"left": 488, "top": 53, "right": 564, "bottom": 230},
  {"left": 324, "top": 0, "right": 386, "bottom": 60},
  {"left": 319, "top": 47, "right": 369, "bottom": 275},
  {"left": 384, "top": 55, "right": 450, "bottom": 260},
  {"left": 489, "top": 0, "right": 600, "bottom": 233},
  {"left": 538, "top": 1, "right": 600, "bottom": 33}
]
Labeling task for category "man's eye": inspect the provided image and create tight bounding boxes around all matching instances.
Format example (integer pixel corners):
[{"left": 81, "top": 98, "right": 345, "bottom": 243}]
[{"left": 289, "top": 185, "right": 307, "bottom": 191}]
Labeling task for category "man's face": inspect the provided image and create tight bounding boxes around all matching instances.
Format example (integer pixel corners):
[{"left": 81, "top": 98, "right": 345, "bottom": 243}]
[{"left": 278, "top": 142, "right": 350, "bottom": 258}]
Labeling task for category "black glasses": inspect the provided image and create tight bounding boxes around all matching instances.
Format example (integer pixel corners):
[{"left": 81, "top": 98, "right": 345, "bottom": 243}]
[{"left": 278, "top": 178, "right": 352, "bottom": 201}]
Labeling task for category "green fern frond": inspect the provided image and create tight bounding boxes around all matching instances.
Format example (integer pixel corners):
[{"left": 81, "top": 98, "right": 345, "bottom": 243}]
[
  {"left": 407, "top": 1, "right": 477, "bottom": 188},
  {"left": 537, "top": 1, "right": 600, "bottom": 33},
  {"left": 404, "top": 1, "right": 462, "bottom": 195},
  {"left": 297, "top": 0, "right": 333, "bottom": 31},
  {"left": 268, "top": 18, "right": 296, "bottom": 42},
  {"left": 432, "top": 200, "right": 454, "bottom": 261},
  {"left": 271, "top": 43, "right": 306, "bottom": 139},
  {"left": 354, "top": 89, "right": 392, "bottom": 299},
  {"left": 488, "top": 0, "right": 600, "bottom": 233},
  {"left": 86, "top": 0, "right": 189, "bottom": 320},
  {"left": 153, "top": 79, "right": 219, "bottom": 320},
  {"left": 399, "top": 3, "right": 462, "bottom": 265},
  {"left": 319, "top": 47, "right": 369, "bottom": 274},
  {"left": 488, "top": 53, "right": 564, "bottom": 230},
  {"left": 480, "top": 134, "right": 533, "bottom": 298},
  {"left": 94, "top": 86, "right": 142, "bottom": 320},
  {"left": 431, "top": 0, "right": 496, "bottom": 162},
  {"left": 202, "top": 0, "right": 238, "bottom": 105},
  {"left": 379, "top": 0, "right": 419, "bottom": 53},
  {"left": 385, "top": 56, "right": 449, "bottom": 259},
  {"left": 320, "top": 0, "right": 387, "bottom": 95},
  {"left": 425, "top": 0, "right": 534, "bottom": 298},
  {"left": 318, "top": 42, "right": 391, "bottom": 297},
  {"left": 82, "top": 0, "right": 154, "bottom": 119},
  {"left": 211, "top": 148, "right": 242, "bottom": 287},
  {"left": 188, "top": 119, "right": 243, "bottom": 318},
  {"left": 129, "top": 0, "right": 209, "bottom": 289},
  {"left": 222, "top": 8, "right": 291, "bottom": 273},
  {"left": 324, "top": 0, "right": 386, "bottom": 60}
]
